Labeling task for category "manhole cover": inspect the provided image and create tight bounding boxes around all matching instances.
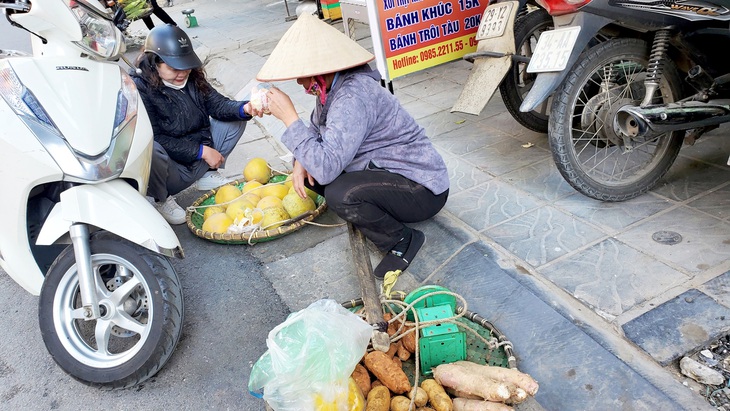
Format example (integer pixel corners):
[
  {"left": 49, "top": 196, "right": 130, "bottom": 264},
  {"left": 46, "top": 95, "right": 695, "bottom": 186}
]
[{"left": 652, "top": 230, "right": 682, "bottom": 245}]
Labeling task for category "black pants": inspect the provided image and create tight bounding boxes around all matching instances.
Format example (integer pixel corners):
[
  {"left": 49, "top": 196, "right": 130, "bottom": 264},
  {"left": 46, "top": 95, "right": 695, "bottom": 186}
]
[
  {"left": 309, "top": 170, "right": 448, "bottom": 252},
  {"left": 142, "top": 0, "right": 177, "bottom": 30}
]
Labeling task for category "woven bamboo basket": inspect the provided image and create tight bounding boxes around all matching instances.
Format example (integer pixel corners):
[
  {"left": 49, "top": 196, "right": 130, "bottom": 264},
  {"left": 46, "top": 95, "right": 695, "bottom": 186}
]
[{"left": 186, "top": 175, "right": 327, "bottom": 245}]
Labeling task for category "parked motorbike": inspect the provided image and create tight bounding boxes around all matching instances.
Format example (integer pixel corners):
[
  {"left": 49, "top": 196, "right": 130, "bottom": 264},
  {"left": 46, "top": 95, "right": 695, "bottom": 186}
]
[
  {"left": 453, "top": 1, "right": 554, "bottom": 132},
  {"left": 0, "top": 0, "right": 184, "bottom": 388},
  {"left": 519, "top": 0, "right": 730, "bottom": 201}
]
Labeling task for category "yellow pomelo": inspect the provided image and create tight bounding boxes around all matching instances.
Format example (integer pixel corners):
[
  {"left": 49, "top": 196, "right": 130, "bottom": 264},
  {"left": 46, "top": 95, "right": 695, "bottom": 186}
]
[
  {"left": 226, "top": 199, "right": 257, "bottom": 220},
  {"left": 215, "top": 184, "right": 242, "bottom": 205},
  {"left": 243, "top": 192, "right": 261, "bottom": 205},
  {"left": 313, "top": 378, "right": 364, "bottom": 411},
  {"left": 243, "top": 158, "right": 271, "bottom": 184},
  {"left": 202, "top": 212, "right": 233, "bottom": 234},
  {"left": 242, "top": 180, "right": 264, "bottom": 195},
  {"left": 203, "top": 205, "right": 225, "bottom": 221},
  {"left": 284, "top": 174, "right": 294, "bottom": 189},
  {"left": 282, "top": 192, "right": 316, "bottom": 218},
  {"left": 257, "top": 195, "right": 283, "bottom": 210},
  {"left": 247, "top": 208, "right": 264, "bottom": 225},
  {"left": 260, "top": 183, "right": 289, "bottom": 200},
  {"left": 260, "top": 206, "right": 290, "bottom": 230},
  {"left": 288, "top": 186, "right": 319, "bottom": 203}
]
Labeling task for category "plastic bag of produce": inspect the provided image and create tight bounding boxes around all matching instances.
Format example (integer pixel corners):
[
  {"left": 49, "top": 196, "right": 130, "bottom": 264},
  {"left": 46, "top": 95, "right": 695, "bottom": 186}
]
[{"left": 248, "top": 299, "right": 372, "bottom": 411}]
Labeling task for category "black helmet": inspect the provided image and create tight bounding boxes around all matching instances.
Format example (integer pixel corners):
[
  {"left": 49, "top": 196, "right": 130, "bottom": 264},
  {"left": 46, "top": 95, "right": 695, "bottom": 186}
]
[{"left": 144, "top": 25, "right": 202, "bottom": 70}]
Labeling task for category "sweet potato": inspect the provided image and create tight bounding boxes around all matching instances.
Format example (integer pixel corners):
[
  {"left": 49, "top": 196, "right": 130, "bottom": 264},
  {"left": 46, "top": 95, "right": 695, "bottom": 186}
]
[
  {"left": 416, "top": 408, "right": 436, "bottom": 411},
  {"left": 364, "top": 351, "right": 411, "bottom": 394},
  {"left": 450, "top": 361, "right": 538, "bottom": 396},
  {"left": 401, "top": 327, "right": 417, "bottom": 353},
  {"left": 366, "top": 386, "right": 391, "bottom": 411},
  {"left": 390, "top": 395, "right": 413, "bottom": 411},
  {"left": 452, "top": 398, "right": 514, "bottom": 411},
  {"left": 504, "top": 385, "right": 527, "bottom": 404},
  {"left": 387, "top": 342, "right": 399, "bottom": 358},
  {"left": 421, "top": 379, "right": 453, "bottom": 411},
  {"left": 372, "top": 380, "right": 384, "bottom": 389},
  {"left": 352, "top": 363, "right": 372, "bottom": 398},
  {"left": 433, "top": 363, "right": 510, "bottom": 402},
  {"left": 444, "top": 387, "right": 480, "bottom": 400},
  {"left": 397, "top": 340, "right": 412, "bottom": 361},
  {"left": 393, "top": 356, "right": 403, "bottom": 369},
  {"left": 408, "top": 386, "right": 429, "bottom": 407}
]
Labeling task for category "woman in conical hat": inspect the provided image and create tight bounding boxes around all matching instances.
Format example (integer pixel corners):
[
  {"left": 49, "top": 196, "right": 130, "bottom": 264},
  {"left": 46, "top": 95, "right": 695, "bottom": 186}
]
[{"left": 258, "top": 14, "right": 449, "bottom": 279}]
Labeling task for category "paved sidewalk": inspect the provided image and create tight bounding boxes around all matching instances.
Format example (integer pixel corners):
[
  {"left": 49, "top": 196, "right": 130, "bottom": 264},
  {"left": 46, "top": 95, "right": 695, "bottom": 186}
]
[{"left": 128, "top": 1, "right": 730, "bottom": 409}]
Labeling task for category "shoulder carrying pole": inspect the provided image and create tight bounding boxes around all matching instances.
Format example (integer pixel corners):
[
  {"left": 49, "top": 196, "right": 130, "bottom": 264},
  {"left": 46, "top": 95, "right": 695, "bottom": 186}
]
[{"left": 347, "top": 223, "right": 390, "bottom": 352}]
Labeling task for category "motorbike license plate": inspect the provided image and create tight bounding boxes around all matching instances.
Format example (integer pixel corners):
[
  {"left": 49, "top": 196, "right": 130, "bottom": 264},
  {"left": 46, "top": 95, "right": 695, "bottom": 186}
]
[
  {"left": 526, "top": 26, "right": 581, "bottom": 73},
  {"left": 476, "top": 1, "right": 516, "bottom": 41}
]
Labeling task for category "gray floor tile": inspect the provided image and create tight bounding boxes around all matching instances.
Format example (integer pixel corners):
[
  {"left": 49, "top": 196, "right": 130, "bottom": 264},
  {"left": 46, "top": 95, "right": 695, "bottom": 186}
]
[
  {"left": 679, "top": 126, "right": 730, "bottom": 166},
  {"left": 428, "top": 243, "right": 684, "bottom": 411},
  {"left": 463, "top": 138, "right": 551, "bottom": 176},
  {"left": 479, "top": 111, "right": 532, "bottom": 136},
  {"left": 399, "top": 77, "right": 461, "bottom": 99},
  {"left": 542, "top": 239, "right": 689, "bottom": 319},
  {"left": 652, "top": 156, "right": 730, "bottom": 201},
  {"left": 432, "top": 121, "right": 515, "bottom": 156},
  {"left": 700, "top": 271, "right": 730, "bottom": 309},
  {"left": 401, "top": 99, "right": 444, "bottom": 120},
  {"left": 486, "top": 206, "right": 606, "bottom": 267},
  {"left": 423, "top": 86, "right": 469, "bottom": 110},
  {"left": 554, "top": 192, "right": 675, "bottom": 232},
  {"left": 416, "top": 110, "right": 472, "bottom": 140},
  {"left": 445, "top": 180, "right": 540, "bottom": 231},
  {"left": 616, "top": 206, "right": 730, "bottom": 273},
  {"left": 622, "top": 289, "right": 730, "bottom": 365},
  {"left": 687, "top": 183, "right": 730, "bottom": 221},
  {"left": 501, "top": 159, "right": 577, "bottom": 203},
  {"left": 438, "top": 150, "right": 493, "bottom": 195}
]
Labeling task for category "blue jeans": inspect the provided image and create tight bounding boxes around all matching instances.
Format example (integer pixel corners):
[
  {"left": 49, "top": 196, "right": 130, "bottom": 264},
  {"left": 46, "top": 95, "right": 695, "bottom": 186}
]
[
  {"left": 309, "top": 169, "right": 448, "bottom": 251},
  {"left": 147, "top": 118, "right": 246, "bottom": 201}
]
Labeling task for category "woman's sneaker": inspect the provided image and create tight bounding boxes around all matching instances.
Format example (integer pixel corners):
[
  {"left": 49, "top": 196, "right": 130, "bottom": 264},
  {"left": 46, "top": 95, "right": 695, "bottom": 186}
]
[
  {"left": 195, "top": 170, "right": 232, "bottom": 191},
  {"left": 152, "top": 196, "right": 186, "bottom": 225}
]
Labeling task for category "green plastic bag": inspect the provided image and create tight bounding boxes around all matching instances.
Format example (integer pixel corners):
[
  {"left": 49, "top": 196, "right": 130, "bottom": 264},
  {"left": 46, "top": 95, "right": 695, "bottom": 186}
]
[{"left": 248, "top": 299, "right": 372, "bottom": 411}]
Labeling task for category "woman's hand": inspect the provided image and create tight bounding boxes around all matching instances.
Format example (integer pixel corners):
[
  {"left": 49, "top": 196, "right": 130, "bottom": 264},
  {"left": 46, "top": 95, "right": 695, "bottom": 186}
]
[
  {"left": 292, "top": 160, "right": 315, "bottom": 199},
  {"left": 243, "top": 101, "right": 265, "bottom": 118},
  {"left": 267, "top": 87, "right": 299, "bottom": 127},
  {"left": 201, "top": 145, "right": 225, "bottom": 169}
]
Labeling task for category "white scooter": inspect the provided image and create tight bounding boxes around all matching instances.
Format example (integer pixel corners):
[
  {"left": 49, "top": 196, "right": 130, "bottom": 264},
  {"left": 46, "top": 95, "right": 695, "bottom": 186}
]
[{"left": 0, "top": 0, "right": 184, "bottom": 388}]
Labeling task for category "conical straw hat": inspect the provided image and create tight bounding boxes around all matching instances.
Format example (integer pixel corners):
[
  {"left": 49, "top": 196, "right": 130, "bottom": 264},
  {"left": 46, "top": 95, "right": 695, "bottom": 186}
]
[{"left": 256, "top": 13, "right": 375, "bottom": 82}]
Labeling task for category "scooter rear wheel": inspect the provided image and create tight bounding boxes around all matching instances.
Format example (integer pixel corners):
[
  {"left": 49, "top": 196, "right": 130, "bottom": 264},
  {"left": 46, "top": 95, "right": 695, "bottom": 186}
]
[
  {"left": 38, "top": 231, "right": 183, "bottom": 389},
  {"left": 498, "top": 8, "right": 552, "bottom": 133}
]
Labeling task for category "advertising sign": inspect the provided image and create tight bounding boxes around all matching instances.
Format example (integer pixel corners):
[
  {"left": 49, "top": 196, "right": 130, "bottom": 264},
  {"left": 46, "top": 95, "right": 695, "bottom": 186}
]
[{"left": 365, "top": 0, "right": 487, "bottom": 80}]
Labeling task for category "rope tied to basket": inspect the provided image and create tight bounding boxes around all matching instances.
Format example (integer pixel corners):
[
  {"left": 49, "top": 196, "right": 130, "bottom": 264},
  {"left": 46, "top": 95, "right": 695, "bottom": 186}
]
[{"left": 349, "top": 289, "right": 516, "bottom": 410}]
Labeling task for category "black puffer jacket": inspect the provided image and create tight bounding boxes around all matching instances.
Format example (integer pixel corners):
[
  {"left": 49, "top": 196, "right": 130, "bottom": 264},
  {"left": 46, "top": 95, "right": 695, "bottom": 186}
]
[{"left": 132, "top": 73, "right": 250, "bottom": 166}]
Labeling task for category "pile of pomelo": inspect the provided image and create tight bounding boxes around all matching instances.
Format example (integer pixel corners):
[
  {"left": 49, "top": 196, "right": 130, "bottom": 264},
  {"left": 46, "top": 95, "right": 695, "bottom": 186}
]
[{"left": 200, "top": 158, "right": 319, "bottom": 235}]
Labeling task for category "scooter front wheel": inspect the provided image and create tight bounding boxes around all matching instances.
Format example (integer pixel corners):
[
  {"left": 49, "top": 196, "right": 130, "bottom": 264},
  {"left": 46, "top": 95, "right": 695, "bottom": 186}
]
[
  {"left": 39, "top": 232, "right": 183, "bottom": 389},
  {"left": 548, "top": 38, "right": 684, "bottom": 201}
]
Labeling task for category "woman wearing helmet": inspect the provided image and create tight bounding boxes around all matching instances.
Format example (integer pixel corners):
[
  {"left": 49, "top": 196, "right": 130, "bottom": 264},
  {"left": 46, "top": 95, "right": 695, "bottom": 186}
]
[
  {"left": 132, "top": 25, "right": 263, "bottom": 224},
  {"left": 258, "top": 15, "right": 449, "bottom": 280}
]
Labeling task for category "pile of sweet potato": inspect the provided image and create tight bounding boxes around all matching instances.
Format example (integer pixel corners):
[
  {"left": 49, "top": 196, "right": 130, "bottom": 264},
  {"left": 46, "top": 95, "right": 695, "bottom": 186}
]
[{"left": 350, "top": 313, "right": 538, "bottom": 411}]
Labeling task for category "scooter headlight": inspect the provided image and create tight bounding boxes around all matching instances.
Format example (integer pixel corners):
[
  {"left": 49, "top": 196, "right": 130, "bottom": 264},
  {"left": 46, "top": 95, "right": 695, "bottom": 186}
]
[
  {"left": 69, "top": 0, "right": 123, "bottom": 59},
  {"left": 0, "top": 60, "right": 60, "bottom": 132},
  {"left": 114, "top": 68, "right": 139, "bottom": 137}
]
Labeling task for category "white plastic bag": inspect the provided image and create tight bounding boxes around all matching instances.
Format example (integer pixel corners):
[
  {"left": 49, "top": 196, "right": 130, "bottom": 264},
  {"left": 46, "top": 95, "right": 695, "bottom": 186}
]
[{"left": 248, "top": 299, "right": 372, "bottom": 411}]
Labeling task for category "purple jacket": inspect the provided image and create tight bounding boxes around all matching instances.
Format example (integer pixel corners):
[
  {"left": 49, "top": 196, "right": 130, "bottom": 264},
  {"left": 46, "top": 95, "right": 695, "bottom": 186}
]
[{"left": 280, "top": 65, "right": 449, "bottom": 195}]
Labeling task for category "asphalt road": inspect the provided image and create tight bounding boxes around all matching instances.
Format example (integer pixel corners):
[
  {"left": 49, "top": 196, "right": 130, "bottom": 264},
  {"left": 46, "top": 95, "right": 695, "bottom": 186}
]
[{"left": 0, "top": 187, "right": 286, "bottom": 410}]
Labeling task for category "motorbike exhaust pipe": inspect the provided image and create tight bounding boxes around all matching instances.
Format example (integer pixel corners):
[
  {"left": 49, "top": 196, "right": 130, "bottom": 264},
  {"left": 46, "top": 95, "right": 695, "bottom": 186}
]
[{"left": 617, "top": 100, "right": 730, "bottom": 138}]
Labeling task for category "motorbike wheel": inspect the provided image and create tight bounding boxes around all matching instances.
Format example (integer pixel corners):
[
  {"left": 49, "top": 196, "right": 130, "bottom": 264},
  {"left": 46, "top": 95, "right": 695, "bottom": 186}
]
[
  {"left": 548, "top": 38, "right": 683, "bottom": 201},
  {"left": 38, "top": 231, "right": 183, "bottom": 389},
  {"left": 498, "top": 8, "right": 552, "bottom": 133}
]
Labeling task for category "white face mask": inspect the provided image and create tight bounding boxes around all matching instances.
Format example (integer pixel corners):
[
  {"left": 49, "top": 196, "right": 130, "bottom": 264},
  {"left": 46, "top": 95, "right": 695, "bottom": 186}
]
[{"left": 163, "top": 78, "right": 188, "bottom": 90}]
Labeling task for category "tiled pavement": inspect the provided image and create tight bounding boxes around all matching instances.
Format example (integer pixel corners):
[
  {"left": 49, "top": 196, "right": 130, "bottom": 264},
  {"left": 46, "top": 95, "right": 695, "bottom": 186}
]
[{"left": 126, "top": 2, "right": 729, "bottom": 409}]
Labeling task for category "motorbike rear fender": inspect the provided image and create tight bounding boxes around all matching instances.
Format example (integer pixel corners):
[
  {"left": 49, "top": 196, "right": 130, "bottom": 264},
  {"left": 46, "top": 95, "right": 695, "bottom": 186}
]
[
  {"left": 519, "top": 11, "right": 614, "bottom": 113},
  {"left": 37, "top": 180, "right": 184, "bottom": 259}
]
